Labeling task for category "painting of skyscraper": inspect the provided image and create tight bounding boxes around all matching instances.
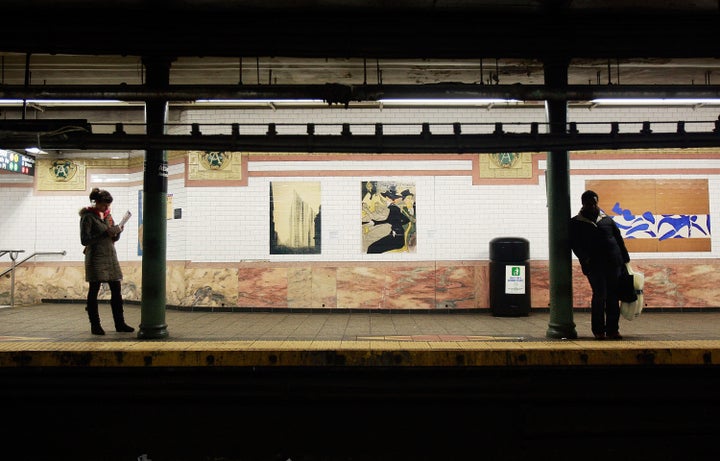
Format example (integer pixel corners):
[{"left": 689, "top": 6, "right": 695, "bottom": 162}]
[{"left": 270, "top": 181, "right": 321, "bottom": 254}]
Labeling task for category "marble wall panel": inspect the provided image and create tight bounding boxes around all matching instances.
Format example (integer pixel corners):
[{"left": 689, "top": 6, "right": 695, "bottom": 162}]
[
  {"left": 637, "top": 261, "right": 720, "bottom": 308},
  {"left": 571, "top": 266, "right": 593, "bottom": 309},
  {"left": 674, "top": 263, "right": 720, "bottom": 307},
  {"left": 434, "top": 265, "right": 477, "bottom": 309},
  {"left": 311, "top": 267, "right": 337, "bottom": 308},
  {"left": 287, "top": 267, "right": 312, "bottom": 308},
  {"left": 0, "top": 263, "right": 137, "bottom": 305},
  {"left": 0, "top": 278, "right": 9, "bottom": 304},
  {"left": 568, "top": 260, "right": 720, "bottom": 309},
  {"left": 336, "top": 266, "right": 387, "bottom": 308},
  {"left": 166, "top": 263, "right": 186, "bottom": 306},
  {"left": 475, "top": 265, "right": 489, "bottom": 308},
  {"left": 384, "top": 265, "right": 436, "bottom": 309},
  {"left": 182, "top": 266, "right": 238, "bottom": 308},
  {"left": 630, "top": 262, "right": 678, "bottom": 308},
  {"left": 237, "top": 267, "right": 287, "bottom": 308},
  {"left": 30, "top": 266, "right": 86, "bottom": 302},
  {"left": 0, "top": 265, "right": 80, "bottom": 305},
  {"left": 121, "top": 263, "right": 142, "bottom": 302},
  {"left": 529, "top": 262, "right": 550, "bottom": 309},
  {"left": 5, "top": 259, "right": 720, "bottom": 310}
]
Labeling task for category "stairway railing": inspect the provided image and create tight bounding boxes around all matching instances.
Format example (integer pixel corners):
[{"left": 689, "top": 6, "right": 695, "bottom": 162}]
[{"left": 1, "top": 250, "right": 66, "bottom": 308}]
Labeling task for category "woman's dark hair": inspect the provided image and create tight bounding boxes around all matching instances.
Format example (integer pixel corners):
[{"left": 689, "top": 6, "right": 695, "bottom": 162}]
[{"left": 89, "top": 188, "right": 113, "bottom": 204}]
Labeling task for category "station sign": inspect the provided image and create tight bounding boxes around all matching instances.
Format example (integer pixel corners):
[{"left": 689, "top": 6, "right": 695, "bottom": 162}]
[{"left": 0, "top": 149, "right": 35, "bottom": 176}]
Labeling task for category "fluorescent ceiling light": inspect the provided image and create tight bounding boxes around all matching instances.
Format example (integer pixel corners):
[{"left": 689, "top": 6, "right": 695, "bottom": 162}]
[
  {"left": 193, "top": 98, "right": 522, "bottom": 106},
  {"left": 591, "top": 98, "right": 720, "bottom": 105},
  {"left": 25, "top": 147, "right": 48, "bottom": 155},
  {"left": 90, "top": 173, "right": 132, "bottom": 183},
  {"left": 0, "top": 99, "right": 129, "bottom": 106},
  {"left": 379, "top": 98, "right": 520, "bottom": 105},
  {"left": 193, "top": 99, "right": 325, "bottom": 104}
]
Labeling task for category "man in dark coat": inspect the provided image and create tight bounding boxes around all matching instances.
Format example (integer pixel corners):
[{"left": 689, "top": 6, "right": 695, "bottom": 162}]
[{"left": 569, "top": 190, "right": 631, "bottom": 340}]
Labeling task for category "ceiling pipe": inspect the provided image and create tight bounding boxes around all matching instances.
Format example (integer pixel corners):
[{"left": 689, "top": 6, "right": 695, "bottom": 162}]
[
  {"left": 22, "top": 53, "right": 30, "bottom": 120},
  {"left": 2, "top": 84, "right": 720, "bottom": 104}
]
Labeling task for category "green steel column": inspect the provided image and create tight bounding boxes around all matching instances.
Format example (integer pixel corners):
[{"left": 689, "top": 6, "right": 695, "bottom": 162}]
[
  {"left": 544, "top": 58, "right": 577, "bottom": 339},
  {"left": 137, "top": 57, "right": 172, "bottom": 340}
]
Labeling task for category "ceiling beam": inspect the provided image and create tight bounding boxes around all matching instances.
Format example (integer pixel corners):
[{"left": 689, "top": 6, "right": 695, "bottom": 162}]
[
  {"left": 3, "top": 84, "right": 720, "bottom": 104},
  {"left": 2, "top": 131, "right": 719, "bottom": 154}
]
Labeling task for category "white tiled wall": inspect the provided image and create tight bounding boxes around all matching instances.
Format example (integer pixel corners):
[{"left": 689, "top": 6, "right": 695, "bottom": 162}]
[{"left": 1, "top": 105, "right": 719, "bottom": 264}]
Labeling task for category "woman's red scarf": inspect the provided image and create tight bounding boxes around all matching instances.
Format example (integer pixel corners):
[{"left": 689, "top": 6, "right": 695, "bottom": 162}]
[{"left": 84, "top": 206, "right": 111, "bottom": 221}]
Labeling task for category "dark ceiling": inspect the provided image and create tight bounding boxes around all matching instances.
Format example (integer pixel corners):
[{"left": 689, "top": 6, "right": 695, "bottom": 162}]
[
  {"left": 1, "top": 1, "right": 720, "bottom": 155},
  {"left": 1, "top": 1, "right": 719, "bottom": 58},
  {"left": 1, "top": 1, "right": 719, "bottom": 92}
]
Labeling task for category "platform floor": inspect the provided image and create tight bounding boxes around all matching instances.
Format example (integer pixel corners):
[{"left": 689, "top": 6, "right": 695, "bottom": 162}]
[
  {"left": 3, "top": 303, "right": 720, "bottom": 461},
  {"left": 4, "top": 302, "right": 720, "bottom": 343},
  {"left": 2, "top": 303, "right": 720, "bottom": 367}
]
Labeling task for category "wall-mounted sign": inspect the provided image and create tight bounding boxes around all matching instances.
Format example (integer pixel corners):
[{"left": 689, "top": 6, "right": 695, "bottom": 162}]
[{"left": 0, "top": 149, "right": 35, "bottom": 176}]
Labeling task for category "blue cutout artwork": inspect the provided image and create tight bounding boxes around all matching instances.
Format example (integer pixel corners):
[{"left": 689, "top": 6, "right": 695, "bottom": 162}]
[{"left": 610, "top": 202, "right": 710, "bottom": 241}]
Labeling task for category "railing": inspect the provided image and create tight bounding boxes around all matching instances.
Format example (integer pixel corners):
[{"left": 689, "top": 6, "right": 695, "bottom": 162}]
[{"left": 1, "top": 250, "right": 66, "bottom": 308}]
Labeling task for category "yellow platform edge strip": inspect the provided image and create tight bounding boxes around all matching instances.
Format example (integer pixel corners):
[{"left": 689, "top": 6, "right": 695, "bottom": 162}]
[{"left": 0, "top": 340, "right": 717, "bottom": 367}]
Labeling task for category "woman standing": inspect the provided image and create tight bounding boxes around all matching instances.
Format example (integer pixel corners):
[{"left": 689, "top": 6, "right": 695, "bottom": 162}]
[{"left": 79, "top": 188, "right": 134, "bottom": 335}]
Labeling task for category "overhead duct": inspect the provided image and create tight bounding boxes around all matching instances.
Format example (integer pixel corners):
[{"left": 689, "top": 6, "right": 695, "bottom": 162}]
[{"left": 0, "top": 119, "right": 92, "bottom": 148}]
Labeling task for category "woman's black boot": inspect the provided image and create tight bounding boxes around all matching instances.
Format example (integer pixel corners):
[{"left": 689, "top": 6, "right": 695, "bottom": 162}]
[
  {"left": 86, "top": 294, "right": 104, "bottom": 335},
  {"left": 111, "top": 299, "right": 134, "bottom": 332},
  {"left": 115, "top": 323, "right": 135, "bottom": 333},
  {"left": 109, "top": 281, "right": 134, "bottom": 332}
]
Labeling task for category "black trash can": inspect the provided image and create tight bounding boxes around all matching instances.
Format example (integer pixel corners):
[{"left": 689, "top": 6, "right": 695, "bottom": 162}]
[{"left": 489, "top": 237, "right": 531, "bottom": 317}]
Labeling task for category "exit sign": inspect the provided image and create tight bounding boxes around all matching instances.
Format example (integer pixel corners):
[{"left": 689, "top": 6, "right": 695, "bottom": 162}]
[{"left": 0, "top": 149, "right": 35, "bottom": 176}]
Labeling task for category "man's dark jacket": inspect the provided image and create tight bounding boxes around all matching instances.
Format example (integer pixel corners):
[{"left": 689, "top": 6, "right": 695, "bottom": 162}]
[{"left": 569, "top": 211, "right": 630, "bottom": 275}]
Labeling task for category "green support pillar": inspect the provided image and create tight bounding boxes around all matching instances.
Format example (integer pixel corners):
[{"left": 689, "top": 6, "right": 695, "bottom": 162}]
[
  {"left": 137, "top": 57, "right": 172, "bottom": 340},
  {"left": 544, "top": 59, "right": 577, "bottom": 339}
]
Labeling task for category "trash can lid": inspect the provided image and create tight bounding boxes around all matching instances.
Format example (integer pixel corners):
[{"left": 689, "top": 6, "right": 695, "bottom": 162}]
[{"left": 489, "top": 237, "right": 530, "bottom": 261}]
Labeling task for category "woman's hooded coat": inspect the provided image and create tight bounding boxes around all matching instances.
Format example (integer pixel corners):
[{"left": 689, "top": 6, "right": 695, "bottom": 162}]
[{"left": 79, "top": 207, "right": 123, "bottom": 282}]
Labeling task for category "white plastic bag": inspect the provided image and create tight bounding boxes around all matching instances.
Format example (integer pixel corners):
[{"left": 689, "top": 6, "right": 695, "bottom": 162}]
[{"left": 620, "top": 263, "right": 644, "bottom": 321}]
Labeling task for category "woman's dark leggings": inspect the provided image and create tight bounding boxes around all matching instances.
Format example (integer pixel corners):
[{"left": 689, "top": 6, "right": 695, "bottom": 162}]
[{"left": 86, "top": 280, "right": 125, "bottom": 327}]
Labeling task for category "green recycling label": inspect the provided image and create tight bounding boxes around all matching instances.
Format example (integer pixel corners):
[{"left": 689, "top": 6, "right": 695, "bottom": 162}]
[{"left": 505, "top": 265, "right": 525, "bottom": 294}]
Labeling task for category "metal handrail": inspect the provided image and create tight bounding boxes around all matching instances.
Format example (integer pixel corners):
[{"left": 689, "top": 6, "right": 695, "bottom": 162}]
[
  {"left": 0, "top": 250, "right": 25, "bottom": 259},
  {"left": 1, "top": 250, "right": 66, "bottom": 308}
]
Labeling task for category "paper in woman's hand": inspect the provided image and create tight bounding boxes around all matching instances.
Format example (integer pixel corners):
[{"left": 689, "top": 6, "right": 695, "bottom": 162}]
[{"left": 118, "top": 210, "right": 132, "bottom": 227}]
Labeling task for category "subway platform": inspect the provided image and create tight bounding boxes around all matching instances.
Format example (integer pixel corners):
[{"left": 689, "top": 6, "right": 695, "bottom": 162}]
[{"left": 2, "top": 303, "right": 720, "bottom": 461}]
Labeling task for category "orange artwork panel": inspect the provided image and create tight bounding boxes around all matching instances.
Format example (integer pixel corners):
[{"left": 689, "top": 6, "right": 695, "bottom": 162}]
[{"left": 584, "top": 179, "right": 710, "bottom": 253}]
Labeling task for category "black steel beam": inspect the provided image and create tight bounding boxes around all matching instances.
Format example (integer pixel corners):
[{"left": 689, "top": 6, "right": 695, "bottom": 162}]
[
  {"left": 2, "top": 84, "right": 720, "bottom": 103},
  {"left": 2, "top": 132, "right": 720, "bottom": 154}
]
